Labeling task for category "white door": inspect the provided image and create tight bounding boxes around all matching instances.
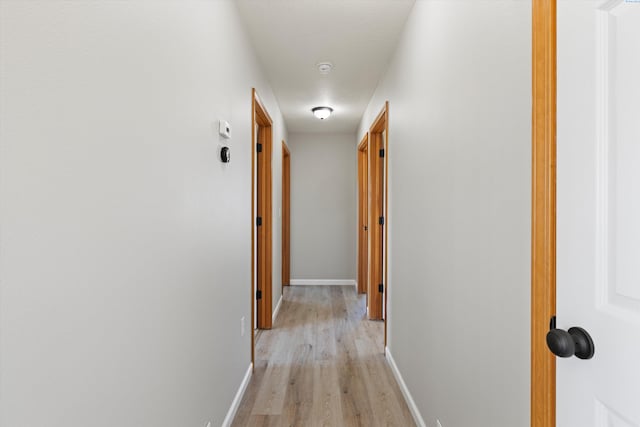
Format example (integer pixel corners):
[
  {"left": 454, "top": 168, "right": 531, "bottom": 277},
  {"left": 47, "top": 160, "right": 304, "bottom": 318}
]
[{"left": 557, "top": 1, "right": 640, "bottom": 426}]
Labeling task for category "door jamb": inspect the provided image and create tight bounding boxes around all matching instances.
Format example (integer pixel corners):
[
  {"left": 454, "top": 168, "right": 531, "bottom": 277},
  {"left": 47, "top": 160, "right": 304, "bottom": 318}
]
[
  {"left": 282, "top": 140, "right": 291, "bottom": 289},
  {"left": 367, "top": 102, "right": 389, "bottom": 348},
  {"left": 251, "top": 88, "right": 274, "bottom": 368},
  {"left": 357, "top": 134, "right": 369, "bottom": 295},
  {"left": 531, "top": 1, "right": 556, "bottom": 426}
]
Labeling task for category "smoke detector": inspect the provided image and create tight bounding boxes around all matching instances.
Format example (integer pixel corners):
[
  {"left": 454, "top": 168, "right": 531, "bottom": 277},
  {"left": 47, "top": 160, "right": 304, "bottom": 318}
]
[{"left": 317, "top": 62, "right": 333, "bottom": 75}]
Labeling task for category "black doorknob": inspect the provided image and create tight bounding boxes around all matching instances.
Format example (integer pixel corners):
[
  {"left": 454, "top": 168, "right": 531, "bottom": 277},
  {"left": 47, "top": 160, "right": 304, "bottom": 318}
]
[{"left": 546, "top": 326, "right": 595, "bottom": 359}]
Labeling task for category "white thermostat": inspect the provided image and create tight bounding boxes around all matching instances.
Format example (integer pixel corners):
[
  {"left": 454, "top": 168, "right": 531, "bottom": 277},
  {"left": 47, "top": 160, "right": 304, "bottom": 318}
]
[{"left": 219, "top": 120, "right": 231, "bottom": 139}]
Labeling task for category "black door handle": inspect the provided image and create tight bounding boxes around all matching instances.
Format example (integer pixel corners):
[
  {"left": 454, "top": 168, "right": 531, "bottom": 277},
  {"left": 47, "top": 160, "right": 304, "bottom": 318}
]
[{"left": 546, "top": 323, "right": 595, "bottom": 360}]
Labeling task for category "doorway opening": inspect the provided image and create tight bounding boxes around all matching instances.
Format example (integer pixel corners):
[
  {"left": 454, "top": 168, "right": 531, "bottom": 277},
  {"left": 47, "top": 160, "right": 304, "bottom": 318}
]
[
  {"left": 251, "top": 88, "right": 274, "bottom": 365},
  {"left": 365, "top": 101, "right": 389, "bottom": 347}
]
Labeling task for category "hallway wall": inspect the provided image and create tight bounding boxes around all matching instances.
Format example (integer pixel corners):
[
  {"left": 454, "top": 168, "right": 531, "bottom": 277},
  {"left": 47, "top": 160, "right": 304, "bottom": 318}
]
[
  {"left": 359, "top": 1, "right": 531, "bottom": 426},
  {"left": 288, "top": 133, "right": 357, "bottom": 283},
  {"left": 0, "top": 2, "right": 285, "bottom": 426}
]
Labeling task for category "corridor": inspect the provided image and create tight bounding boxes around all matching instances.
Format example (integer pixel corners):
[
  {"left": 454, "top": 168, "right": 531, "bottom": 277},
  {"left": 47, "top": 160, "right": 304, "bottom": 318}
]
[
  {"left": 232, "top": 286, "right": 414, "bottom": 427},
  {"left": 1, "top": 1, "right": 538, "bottom": 426}
]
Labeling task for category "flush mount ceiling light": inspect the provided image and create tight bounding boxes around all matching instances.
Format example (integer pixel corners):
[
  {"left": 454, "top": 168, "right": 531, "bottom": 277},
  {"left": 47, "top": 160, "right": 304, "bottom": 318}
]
[
  {"left": 316, "top": 62, "right": 333, "bottom": 75},
  {"left": 311, "top": 106, "right": 333, "bottom": 120}
]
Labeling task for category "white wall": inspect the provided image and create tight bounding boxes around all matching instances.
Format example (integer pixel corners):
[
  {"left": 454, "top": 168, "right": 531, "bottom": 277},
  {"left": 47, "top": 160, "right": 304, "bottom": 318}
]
[
  {"left": 359, "top": 2, "right": 531, "bottom": 426},
  {"left": 0, "top": 2, "right": 285, "bottom": 426},
  {"left": 288, "top": 133, "right": 357, "bottom": 282}
]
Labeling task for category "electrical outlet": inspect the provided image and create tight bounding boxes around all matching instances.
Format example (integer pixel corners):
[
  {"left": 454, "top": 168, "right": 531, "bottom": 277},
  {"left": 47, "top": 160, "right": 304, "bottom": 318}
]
[
  {"left": 436, "top": 420, "right": 443, "bottom": 427},
  {"left": 241, "top": 316, "right": 245, "bottom": 337}
]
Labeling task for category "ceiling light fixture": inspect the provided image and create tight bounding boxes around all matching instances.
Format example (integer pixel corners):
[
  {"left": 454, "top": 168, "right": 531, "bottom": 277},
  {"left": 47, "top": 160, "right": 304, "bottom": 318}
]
[
  {"left": 311, "top": 106, "right": 333, "bottom": 120},
  {"left": 316, "top": 62, "right": 333, "bottom": 75}
]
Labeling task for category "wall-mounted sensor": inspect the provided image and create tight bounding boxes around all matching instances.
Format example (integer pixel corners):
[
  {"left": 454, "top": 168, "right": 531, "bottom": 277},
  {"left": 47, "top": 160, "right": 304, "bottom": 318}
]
[
  {"left": 219, "top": 120, "right": 231, "bottom": 139},
  {"left": 220, "top": 146, "right": 230, "bottom": 163}
]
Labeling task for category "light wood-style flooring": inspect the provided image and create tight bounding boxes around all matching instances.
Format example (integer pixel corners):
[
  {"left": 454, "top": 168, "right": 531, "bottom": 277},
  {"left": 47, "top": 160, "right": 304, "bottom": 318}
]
[{"left": 231, "top": 285, "right": 416, "bottom": 427}]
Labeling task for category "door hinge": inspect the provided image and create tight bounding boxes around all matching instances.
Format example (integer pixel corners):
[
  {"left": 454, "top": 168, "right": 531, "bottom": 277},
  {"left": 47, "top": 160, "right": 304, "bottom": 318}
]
[
  {"left": 378, "top": 283, "right": 384, "bottom": 293},
  {"left": 256, "top": 143, "right": 263, "bottom": 153},
  {"left": 256, "top": 289, "right": 262, "bottom": 300},
  {"left": 256, "top": 216, "right": 262, "bottom": 227},
  {"left": 379, "top": 148, "right": 385, "bottom": 158},
  {"left": 379, "top": 216, "right": 385, "bottom": 225}
]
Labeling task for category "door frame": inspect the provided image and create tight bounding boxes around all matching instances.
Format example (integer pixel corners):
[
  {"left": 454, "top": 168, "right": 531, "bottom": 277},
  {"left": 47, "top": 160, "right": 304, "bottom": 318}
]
[
  {"left": 282, "top": 140, "right": 291, "bottom": 289},
  {"left": 367, "top": 102, "right": 389, "bottom": 347},
  {"left": 357, "top": 134, "right": 369, "bottom": 295},
  {"left": 531, "top": 0, "right": 556, "bottom": 426},
  {"left": 251, "top": 88, "right": 274, "bottom": 366}
]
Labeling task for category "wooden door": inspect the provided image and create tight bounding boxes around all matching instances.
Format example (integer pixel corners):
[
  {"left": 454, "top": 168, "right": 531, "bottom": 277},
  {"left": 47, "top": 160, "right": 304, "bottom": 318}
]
[
  {"left": 252, "top": 89, "right": 273, "bottom": 338},
  {"left": 367, "top": 104, "right": 388, "bottom": 321},
  {"left": 555, "top": 1, "right": 640, "bottom": 425},
  {"left": 282, "top": 141, "right": 290, "bottom": 287},
  {"left": 357, "top": 135, "right": 369, "bottom": 295}
]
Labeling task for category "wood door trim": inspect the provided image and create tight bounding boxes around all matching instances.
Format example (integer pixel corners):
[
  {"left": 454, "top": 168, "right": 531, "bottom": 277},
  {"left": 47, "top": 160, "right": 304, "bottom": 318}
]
[
  {"left": 531, "top": 1, "right": 556, "bottom": 426},
  {"left": 251, "top": 88, "right": 274, "bottom": 369},
  {"left": 253, "top": 88, "right": 273, "bottom": 126},
  {"left": 357, "top": 134, "right": 369, "bottom": 295},
  {"left": 367, "top": 102, "right": 389, "bottom": 334},
  {"left": 358, "top": 133, "right": 368, "bottom": 151},
  {"left": 367, "top": 131, "right": 383, "bottom": 320},
  {"left": 382, "top": 101, "right": 389, "bottom": 348},
  {"left": 282, "top": 141, "right": 290, "bottom": 288},
  {"left": 251, "top": 90, "right": 256, "bottom": 368},
  {"left": 370, "top": 104, "right": 387, "bottom": 133}
]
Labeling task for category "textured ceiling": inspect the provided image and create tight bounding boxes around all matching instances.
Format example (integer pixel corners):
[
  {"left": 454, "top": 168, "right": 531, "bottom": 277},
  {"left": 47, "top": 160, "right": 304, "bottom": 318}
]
[{"left": 236, "top": 0, "right": 415, "bottom": 133}]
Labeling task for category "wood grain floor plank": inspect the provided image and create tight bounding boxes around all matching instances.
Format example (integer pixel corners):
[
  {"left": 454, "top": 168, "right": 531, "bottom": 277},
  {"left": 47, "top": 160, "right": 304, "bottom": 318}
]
[{"left": 231, "top": 286, "right": 416, "bottom": 427}]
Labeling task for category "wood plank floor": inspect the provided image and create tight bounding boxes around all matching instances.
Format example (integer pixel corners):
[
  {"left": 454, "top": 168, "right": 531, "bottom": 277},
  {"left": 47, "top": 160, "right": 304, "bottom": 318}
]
[{"left": 231, "top": 286, "right": 416, "bottom": 427}]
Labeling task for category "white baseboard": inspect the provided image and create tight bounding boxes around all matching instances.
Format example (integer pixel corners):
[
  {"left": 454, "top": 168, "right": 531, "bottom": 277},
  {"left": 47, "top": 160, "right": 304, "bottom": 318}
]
[
  {"left": 272, "top": 294, "right": 283, "bottom": 324},
  {"left": 385, "top": 347, "right": 426, "bottom": 427},
  {"left": 221, "top": 363, "right": 253, "bottom": 427},
  {"left": 289, "top": 279, "right": 357, "bottom": 287}
]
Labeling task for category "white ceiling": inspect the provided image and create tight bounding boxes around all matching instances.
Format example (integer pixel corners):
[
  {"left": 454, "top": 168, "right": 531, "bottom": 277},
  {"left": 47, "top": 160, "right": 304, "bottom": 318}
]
[{"left": 235, "top": 0, "right": 416, "bottom": 134}]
